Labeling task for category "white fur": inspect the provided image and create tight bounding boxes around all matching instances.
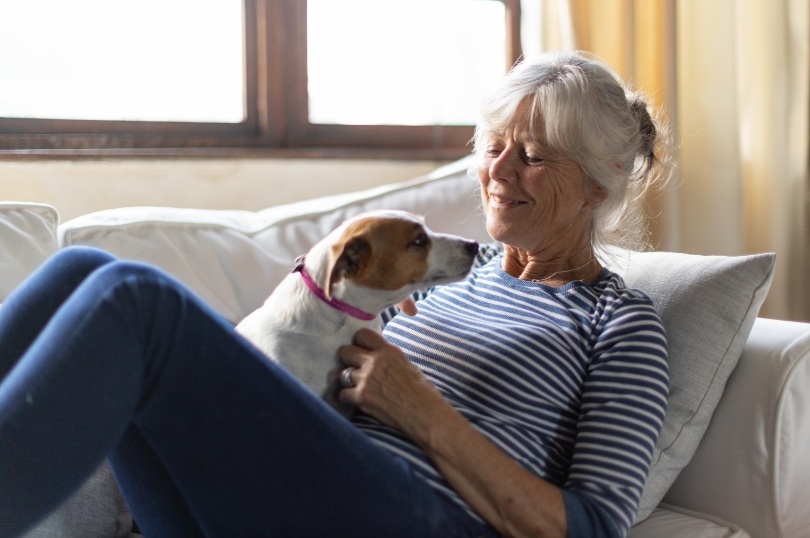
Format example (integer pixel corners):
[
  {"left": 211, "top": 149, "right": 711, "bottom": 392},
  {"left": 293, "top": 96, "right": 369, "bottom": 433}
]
[{"left": 235, "top": 210, "right": 477, "bottom": 415}]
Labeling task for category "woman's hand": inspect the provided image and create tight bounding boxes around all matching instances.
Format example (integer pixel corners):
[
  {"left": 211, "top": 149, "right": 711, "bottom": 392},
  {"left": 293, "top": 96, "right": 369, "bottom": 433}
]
[{"left": 338, "top": 328, "right": 445, "bottom": 436}]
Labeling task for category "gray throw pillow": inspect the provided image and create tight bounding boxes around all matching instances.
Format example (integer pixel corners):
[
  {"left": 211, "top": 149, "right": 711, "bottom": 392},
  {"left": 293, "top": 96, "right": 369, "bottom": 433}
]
[{"left": 603, "top": 249, "right": 775, "bottom": 523}]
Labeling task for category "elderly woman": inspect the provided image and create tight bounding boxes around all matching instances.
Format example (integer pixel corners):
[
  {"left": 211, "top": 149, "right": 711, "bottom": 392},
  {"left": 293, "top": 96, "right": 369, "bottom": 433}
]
[{"left": 0, "top": 51, "right": 668, "bottom": 538}]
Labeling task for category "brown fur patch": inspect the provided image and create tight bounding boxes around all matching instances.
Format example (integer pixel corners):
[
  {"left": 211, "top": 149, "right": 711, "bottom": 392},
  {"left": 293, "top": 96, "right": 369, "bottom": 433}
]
[{"left": 327, "top": 216, "right": 431, "bottom": 292}]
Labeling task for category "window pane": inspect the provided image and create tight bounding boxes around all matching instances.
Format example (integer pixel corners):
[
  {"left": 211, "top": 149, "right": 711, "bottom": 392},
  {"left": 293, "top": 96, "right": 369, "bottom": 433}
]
[
  {"left": 308, "top": 0, "right": 506, "bottom": 126},
  {"left": 0, "top": 0, "right": 244, "bottom": 123}
]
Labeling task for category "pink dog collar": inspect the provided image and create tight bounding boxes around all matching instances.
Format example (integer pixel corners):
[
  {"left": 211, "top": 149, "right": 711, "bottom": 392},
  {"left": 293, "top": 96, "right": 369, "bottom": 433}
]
[{"left": 292, "top": 259, "right": 377, "bottom": 321}]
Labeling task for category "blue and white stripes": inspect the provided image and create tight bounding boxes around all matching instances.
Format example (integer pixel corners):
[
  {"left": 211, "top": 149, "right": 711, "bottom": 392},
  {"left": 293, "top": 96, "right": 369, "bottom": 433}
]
[{"left": 355, "top": 245, "right": 668, "bottom": 535}]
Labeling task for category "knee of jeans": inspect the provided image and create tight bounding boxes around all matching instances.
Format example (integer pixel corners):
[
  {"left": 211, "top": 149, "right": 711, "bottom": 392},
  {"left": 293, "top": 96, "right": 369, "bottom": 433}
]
[
  {"left": 89, "top": 262, "right": 185, "bottom": 302},
  {"left": 55, "top": 246, "right": 117, "bottom": 270},
  {"left": 87, "top": 263, "right": 197, "bottom": 345},
  {"left": 94, "top": 261, "right": 169, "bottom": 282}
]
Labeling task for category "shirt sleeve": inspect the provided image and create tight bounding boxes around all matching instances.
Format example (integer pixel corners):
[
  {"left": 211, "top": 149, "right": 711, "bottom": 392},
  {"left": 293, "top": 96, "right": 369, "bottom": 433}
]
[
  {"left": 562, "top": 489, "right": 623, "bottom": 538},
  {"left": 380, "top": 242, "right": 503, "bottom": 326},
  {"left": 563, "top": 291, "right": 669, "bottom": 537}
]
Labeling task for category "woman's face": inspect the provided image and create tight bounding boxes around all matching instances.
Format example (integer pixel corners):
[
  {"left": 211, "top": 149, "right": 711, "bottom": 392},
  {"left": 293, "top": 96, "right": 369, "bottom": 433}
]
[{"left": 478, "top": 124, "right": 599, "bottom": 255}]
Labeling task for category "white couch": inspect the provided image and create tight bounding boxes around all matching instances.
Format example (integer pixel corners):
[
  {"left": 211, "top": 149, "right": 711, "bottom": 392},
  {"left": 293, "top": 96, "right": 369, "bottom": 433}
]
[{"left": 2, "top": 158, "right": 808, "bottom": 538}]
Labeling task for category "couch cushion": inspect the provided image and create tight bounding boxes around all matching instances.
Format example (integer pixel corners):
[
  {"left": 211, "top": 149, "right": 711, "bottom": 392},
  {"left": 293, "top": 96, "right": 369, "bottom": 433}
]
[
  {"left": 628, "top": 503, "right": 750, "bottom": 538},
  {"left": 603, "top": 249, "right": 775, "bottom": 523},
  {"left": 22, "top": 462, "right": 132, "bottom": 538},
  {"left": 0, "top": 203, "right": 59, "bottom": 303},
  {"left": 59, "top": 158, "right": 488, "bottom": 323}
]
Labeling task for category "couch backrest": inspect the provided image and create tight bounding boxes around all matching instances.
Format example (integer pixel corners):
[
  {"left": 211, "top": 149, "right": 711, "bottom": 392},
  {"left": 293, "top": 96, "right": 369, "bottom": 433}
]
[
  {"left": 59, "top": 157, "right": 488, "bottom": 323},
  {"left": 0, "top": 203, "right": 60, "bottom": 303}
]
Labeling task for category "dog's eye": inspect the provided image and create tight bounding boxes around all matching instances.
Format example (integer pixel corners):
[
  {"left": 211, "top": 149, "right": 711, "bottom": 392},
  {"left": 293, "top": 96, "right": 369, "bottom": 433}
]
[{"left": 411, "top": 233, "right": 429, "bottom": 248}]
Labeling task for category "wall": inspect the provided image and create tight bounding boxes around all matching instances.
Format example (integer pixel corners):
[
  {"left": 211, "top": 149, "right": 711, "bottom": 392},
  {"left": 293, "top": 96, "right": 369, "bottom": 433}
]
[{"left": 0, "top": 158, "right": 449, "bottom": 222}]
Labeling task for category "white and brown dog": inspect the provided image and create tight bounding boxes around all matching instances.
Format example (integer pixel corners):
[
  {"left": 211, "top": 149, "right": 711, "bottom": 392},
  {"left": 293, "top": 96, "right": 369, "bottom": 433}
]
[{"left": 235, "top": 210, "right": 479, "bottom": 415}]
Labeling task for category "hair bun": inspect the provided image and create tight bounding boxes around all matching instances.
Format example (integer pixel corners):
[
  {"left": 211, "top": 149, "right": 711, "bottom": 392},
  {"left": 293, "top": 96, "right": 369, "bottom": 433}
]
[{"left": 629, "top": 95, "right": 657, "bottom": 174}]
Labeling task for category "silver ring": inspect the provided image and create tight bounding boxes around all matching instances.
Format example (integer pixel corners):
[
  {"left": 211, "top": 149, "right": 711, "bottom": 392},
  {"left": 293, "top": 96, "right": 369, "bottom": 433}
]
[{"left": 340, "top": 367, "right": 356, "bottom": 389}]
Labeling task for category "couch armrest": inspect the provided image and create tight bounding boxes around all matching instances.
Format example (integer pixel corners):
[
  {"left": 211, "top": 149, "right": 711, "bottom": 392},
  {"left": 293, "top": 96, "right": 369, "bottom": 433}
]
[{"left": 662, "top": 317, "right": 810, "bottom": 538}]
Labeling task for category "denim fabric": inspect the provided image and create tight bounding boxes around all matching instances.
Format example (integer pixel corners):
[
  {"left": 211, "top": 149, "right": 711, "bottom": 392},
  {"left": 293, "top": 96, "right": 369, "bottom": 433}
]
[{"left": 0, "top": 247, "right": 499, "bottom": 538}]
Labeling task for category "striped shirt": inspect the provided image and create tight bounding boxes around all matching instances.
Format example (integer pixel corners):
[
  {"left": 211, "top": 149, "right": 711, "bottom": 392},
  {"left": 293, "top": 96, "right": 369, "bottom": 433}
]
[{"left": 353, "top": 244, "right": 669, "bottom": 536}]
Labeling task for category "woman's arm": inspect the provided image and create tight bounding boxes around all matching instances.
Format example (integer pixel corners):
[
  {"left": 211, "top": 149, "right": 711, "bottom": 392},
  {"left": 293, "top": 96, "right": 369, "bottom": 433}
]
[{"left": 339, "top": 328, "right": 566, "bottom": 538}]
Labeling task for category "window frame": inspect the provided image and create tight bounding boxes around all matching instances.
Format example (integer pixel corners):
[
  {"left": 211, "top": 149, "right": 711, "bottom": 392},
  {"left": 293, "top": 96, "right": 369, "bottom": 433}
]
[{"left": 0, "top": 0, "right": 521, "bottom": 159}]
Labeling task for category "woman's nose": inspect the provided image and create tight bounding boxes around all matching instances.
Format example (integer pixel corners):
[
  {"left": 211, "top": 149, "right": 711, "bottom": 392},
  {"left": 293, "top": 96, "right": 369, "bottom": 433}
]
[{"left": 489, "top": 147, "right": 518, "bottom": 182}]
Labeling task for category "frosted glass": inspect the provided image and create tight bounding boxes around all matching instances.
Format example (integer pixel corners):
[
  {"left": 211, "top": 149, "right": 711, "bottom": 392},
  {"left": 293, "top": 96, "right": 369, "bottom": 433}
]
[
  {"left": 308, "top": 0, "right": 506, "bottom": 126},
  {"left": 0, "top": 0, "right": 244, "bottom": 123}
]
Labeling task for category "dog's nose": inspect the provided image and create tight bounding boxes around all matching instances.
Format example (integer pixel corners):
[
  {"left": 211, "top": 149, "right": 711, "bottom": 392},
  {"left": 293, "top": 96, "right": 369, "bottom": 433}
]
[{"left": 464, "top": 241, "right": 479, "bottom": 255}]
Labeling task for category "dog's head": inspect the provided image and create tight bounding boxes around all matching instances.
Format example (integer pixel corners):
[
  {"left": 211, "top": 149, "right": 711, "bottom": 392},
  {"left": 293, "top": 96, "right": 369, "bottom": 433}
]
[{"left": 320, "top": 210, "right": 478, "bottom": 308}]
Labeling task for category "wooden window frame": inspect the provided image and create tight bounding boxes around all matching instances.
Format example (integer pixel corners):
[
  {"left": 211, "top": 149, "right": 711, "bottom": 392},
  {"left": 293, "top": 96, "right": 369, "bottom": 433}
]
[{"left": 0, "top": 0, "right": 521, "bottom": 160}]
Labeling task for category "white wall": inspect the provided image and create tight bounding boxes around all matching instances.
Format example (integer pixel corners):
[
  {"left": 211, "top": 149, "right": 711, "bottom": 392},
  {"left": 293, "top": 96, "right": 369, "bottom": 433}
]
[{"left": 0, "top": 158, "right": 449, "bottom": 222}]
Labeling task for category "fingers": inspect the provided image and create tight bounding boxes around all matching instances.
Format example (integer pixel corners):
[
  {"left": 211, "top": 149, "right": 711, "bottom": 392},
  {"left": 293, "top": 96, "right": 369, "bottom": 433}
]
[
  {"left": 339, "top": 344, "right": 366, "bottom": 368},
  {"left": 339, "top": 366, "right": 358, "bottom": 388},
  {"left": 338, "top": 329, "right": 403, "bottom": 392},
  {"left": 338, "top": 385, "right": 360, "bottom": 406},
  {"left": 338, "top": 329, "right": 384, "bottom": 368},
  {"left": 397, "top": 297, "right": 418, "bottom": 316},
  {"left": 338, "top": 329, "right": 413, "bottom": 417},
  {"left": 337, "top": 364, "right": 367, "bottom": 408},
  {"left": 353, "top": 327, "right": 387, "bottom": 350},
  {"left": 337, "top": 339, "right": 435, "bottom": 431},
  {"left": 336, "top": 362, "right": 374, "bottom": 409}
]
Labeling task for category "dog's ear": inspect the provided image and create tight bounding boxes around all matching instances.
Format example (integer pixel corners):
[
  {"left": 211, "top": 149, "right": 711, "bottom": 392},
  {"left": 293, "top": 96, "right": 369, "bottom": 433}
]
[{"left": 324, "top": 236, "right": 371, "bottom": 299}]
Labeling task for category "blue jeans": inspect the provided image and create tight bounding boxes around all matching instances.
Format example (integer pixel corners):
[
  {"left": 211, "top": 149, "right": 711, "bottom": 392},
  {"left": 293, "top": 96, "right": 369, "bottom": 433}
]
[{"left": 0, "top": 247, "right": 498, "bottom": 538}]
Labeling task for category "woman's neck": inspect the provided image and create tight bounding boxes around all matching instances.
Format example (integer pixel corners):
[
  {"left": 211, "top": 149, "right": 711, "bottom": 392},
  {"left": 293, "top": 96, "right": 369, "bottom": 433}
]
[{"left": 501, "top": 244, "right": 603, "bottom": 287}]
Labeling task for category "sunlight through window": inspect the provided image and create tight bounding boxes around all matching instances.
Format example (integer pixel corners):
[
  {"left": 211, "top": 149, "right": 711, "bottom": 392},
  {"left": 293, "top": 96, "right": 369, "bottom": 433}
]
[
  {"left": 307, "top": 0, "right": 507, "bottom": 126},
  {"left": 0, "top": 0, "right": 244, "bottom": 123}
]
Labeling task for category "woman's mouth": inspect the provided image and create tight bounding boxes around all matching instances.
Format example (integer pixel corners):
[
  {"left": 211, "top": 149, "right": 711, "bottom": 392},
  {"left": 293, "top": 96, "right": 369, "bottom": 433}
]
[{"left": 489, "top": 194, "right": 526, "bottom": 208}]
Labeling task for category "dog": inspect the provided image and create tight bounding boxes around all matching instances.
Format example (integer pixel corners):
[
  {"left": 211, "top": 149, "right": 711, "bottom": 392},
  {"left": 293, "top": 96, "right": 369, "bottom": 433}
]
[{"left": 235, "top": 210, "right": 478, "bottom": 415}]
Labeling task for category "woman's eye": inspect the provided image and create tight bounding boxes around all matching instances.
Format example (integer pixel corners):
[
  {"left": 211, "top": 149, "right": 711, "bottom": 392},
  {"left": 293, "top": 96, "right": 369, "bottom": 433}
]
[
  {"left": 412, "top": 233, "right": 429, "bottom": 247},
  {"left": 524, "top": 153, "right": 543, "bottom": 163}
]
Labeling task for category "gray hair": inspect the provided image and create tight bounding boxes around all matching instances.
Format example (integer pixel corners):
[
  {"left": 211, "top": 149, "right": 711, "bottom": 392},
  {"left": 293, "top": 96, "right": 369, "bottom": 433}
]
[{"left": 472, "top": 51, "right": 671, "bottom": 252}]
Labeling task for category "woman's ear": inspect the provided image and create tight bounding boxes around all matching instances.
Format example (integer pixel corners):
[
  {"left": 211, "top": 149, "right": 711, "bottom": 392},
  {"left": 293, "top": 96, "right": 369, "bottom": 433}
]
[
  {"left": 584, "top": 161, "right": 620, "bottom": 207},
  {"left": 581, "top": 173, "right": 609, "bottom": 207},
  {"left": 587, "top": 183, "right": 609, "bottom": 207}
]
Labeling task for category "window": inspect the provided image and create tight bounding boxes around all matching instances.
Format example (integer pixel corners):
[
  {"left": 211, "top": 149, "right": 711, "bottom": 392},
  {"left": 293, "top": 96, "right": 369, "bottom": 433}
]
[
  {"left": 0, "top": 0, "right": 521, "bottom": 158},
  {"left": 0, "top": 0, "right": 245, "bottom": 123}
]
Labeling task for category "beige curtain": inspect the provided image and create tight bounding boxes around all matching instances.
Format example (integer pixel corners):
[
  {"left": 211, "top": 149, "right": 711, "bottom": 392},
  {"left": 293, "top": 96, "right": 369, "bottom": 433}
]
[{"left": 521, "top": 0, "right": 810, "bottom": 320}]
